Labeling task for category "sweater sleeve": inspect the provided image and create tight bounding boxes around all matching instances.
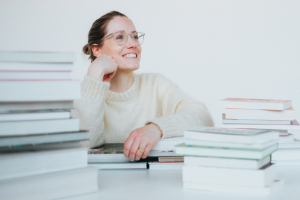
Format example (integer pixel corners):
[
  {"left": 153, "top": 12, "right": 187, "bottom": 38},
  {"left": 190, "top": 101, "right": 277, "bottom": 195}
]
[
  {"left": 70, "top": 75, "right": 110, "bottom": 148},
  {"left": 146, "top": 74, "right": 214, "bottom": 139}
]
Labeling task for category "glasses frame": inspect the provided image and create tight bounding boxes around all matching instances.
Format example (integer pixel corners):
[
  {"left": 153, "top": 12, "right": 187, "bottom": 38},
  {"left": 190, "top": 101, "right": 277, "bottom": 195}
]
[{"left": 101, "top": 30, "right": 145, "bottom": 46}]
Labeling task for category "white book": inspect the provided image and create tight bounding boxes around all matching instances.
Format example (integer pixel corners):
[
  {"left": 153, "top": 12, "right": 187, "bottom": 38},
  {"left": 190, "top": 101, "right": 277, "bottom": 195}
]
[
  {"left": 0, "top": 71, "right": 71, "bottom": 80},
  {"left": 88, "top": 151, "right": 176, "bottom": 163},
  {"left": 224, "top": 107, "right": 294, "bottom": 121},
  {"left": 0, "top": 51, "right": 75, "bottom": 63},
  {"left": 222, "top": 114, "right": 292, "bottom": 125},
  {"left": 88, "top": 162, "right": 147, "bottom": 169},
  {"left": 288, "top": 130, "right": 300, "bottom": 140},
  {"left": 148, "top": 162, "right": 183, "bottom": 170},
  {"left": 175, "top": 143, "right": 277, "bottom": 160},
  {"left": 185, "top": 139, "right": 278, "bottom": 150},
  {"left": 0, "top": 81, "right": 80, "bottom": 101},
  {"left": 0, "top": 62, "right": 73, "bottom": 71},
  {"left": 152, "top": 136, "right": 188, "bottom": 151},
  {"left": 184, "top": 156, "right": 270, "bottom": 169},
  {"left": 0, "top": 147, "right": 88, "bottom": 180},
  {"left": 278, "top": 134, "right": 294, "bottom": 143},
  {"left": 272, "top": 160, "right": 300, "bottom": 167},
  {"left": 183, "top": 179, "right": 284, "bottom": 196},
  {"left": 222, "top": 119, "right": 300, "bottom": 131},
  {"left": 272, "top": 149, "right": 300, "bottom": 161},
  {"left": 0, "top": 131, "right": 88, "bottom": 147},
  {"left": 184, "top": 127, "right": 279, "bottom": 144},
  {"left": 0, "top": 110, "right": 70, "bottom": 121},
  {"left": 0, "top": 101, "right": 73, "bottom": 113},
  {"left": 0, "top": 118, "right": 79, "bottom": 136},
  {"left": 0, "top": 166, "right": 98, "bottom": 200},
  {"left": 278, "top": 140, "right": 300, "bottom": 149},
  {"left": 220, "top": 98, "right": 292, "bottom": 110},
  {"left": 182, "top": 163, "right": 277, "bottom": 187}
]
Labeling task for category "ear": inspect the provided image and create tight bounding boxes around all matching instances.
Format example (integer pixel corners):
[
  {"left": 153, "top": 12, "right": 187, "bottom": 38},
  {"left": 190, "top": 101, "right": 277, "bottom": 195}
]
[{"left": 91, "top": 44, "right": 101, "bottom": 58}]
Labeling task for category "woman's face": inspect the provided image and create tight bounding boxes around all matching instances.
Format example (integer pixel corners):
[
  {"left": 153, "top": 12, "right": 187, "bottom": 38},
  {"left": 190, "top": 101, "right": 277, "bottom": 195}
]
[{"left": 100, "top": 16, "right": 142, "bottom": 72}]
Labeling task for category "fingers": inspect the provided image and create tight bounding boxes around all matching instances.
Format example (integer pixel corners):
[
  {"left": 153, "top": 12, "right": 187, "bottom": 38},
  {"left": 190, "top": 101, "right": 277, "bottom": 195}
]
[
  {"left": 135, "top": 141, "right": 147, "bottom": 161},
  {"left": 129, "top": 137, "right": 141, "bottom": 161},
  {"left": 123, "top": 133, "right": 135, "bottom": 158},
  {"left": 142, "top": 144, "right": 153, "bottom": 159}
]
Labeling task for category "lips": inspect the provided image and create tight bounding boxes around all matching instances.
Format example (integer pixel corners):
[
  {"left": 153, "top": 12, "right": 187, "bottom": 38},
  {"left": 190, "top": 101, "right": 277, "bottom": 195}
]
[{"left": 122, "top": 53, "right": 137, "bottom": 58}]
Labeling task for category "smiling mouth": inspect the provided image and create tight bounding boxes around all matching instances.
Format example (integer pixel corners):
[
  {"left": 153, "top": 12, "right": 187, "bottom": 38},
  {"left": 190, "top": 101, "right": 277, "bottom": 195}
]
[{"left": 122, "top": 53, "right": 137, "bottom": 58}]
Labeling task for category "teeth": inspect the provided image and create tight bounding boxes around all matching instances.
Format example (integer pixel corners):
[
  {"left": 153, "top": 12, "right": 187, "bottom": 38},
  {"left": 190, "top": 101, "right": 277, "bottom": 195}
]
[{"left": 124, "top": 54, "right": 136, "bottom": 58}]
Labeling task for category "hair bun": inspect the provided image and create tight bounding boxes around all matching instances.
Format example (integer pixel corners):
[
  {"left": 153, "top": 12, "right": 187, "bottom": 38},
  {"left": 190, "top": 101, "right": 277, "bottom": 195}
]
[{"left": 82, "top": 44, "right": 90, "bottom": 55}]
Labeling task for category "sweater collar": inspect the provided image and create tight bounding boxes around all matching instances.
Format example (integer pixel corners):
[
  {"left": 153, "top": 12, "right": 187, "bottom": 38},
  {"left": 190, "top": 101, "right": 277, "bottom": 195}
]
[{"left": 106, "top": 73, "right": 139, "bottom": 101}]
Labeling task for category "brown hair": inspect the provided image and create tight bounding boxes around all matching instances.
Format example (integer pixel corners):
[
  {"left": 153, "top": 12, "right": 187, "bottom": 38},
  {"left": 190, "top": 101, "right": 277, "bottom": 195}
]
[{"left": 83, "top": 11, "right": 127, "bottom": 62}]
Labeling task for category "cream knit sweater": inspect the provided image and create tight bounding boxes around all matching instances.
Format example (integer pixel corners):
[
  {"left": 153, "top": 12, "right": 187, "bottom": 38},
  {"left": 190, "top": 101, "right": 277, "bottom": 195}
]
[{"left": 71, "top": 73, "right": 214, "bottom": 148}]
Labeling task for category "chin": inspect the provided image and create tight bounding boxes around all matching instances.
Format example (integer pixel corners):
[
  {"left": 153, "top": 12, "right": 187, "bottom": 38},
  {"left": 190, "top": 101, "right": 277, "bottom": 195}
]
[{"left": 119, "top": 64, "right": 140, "bottom": 71}]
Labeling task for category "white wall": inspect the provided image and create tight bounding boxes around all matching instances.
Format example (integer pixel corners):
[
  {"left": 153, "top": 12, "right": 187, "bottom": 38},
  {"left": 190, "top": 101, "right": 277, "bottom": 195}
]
[{"left": 1, "top": 0, "right": 299, "bottom": 125}]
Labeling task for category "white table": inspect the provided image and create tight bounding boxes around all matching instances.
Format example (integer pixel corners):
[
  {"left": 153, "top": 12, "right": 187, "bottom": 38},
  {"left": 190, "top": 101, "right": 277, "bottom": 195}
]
[{"left": 62, "top": 166, "right": 300, "bottom": 200}]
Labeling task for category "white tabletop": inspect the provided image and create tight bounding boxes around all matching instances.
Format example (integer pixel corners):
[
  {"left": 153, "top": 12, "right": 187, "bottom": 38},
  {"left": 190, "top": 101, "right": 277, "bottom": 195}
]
[{"left": 62, "top": 166, "right": 300, "bottom": 200}]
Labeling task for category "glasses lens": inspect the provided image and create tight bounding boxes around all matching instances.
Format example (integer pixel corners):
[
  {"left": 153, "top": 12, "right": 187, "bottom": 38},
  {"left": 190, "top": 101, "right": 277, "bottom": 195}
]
[
  {"left": 114, "top": 31, "right": 126, "bottom": 45},
  {"left": 137, "top": 33, "right": 144, "bottom": 45}
]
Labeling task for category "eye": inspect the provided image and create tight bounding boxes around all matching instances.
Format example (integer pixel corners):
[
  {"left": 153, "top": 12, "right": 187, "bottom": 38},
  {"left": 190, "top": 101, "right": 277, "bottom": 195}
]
[
  {"left": 115, "top": 33, "right": 124, "bottom": 40},
  {"left": 132, "top": 33, "right": 139, "bottom": 40}
]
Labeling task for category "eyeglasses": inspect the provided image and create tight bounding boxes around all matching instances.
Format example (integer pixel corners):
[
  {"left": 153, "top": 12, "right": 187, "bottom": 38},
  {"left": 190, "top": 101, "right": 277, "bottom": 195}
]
[{"left": 102, "top": 30, "right": 145, "bottom": 46}]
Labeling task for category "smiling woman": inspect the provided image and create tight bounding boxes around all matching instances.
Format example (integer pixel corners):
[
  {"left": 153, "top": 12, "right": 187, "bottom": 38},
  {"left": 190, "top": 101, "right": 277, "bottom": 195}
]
[{"left": 71, "top": 11, "right": 214, "bottom": 161}]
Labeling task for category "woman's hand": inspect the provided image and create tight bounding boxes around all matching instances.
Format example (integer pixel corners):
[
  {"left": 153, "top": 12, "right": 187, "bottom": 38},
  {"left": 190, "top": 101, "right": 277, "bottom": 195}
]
[
  {"left": 124, "top": 123, "right": 163, "bottom": 161},
  {"left": 87, "top": 54, "right": 117, "bottom": 82}
]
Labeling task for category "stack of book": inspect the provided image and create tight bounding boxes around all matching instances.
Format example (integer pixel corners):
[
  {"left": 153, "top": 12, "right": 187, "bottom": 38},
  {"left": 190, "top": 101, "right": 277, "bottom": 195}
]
[
  {"left": 88, "top": 142, "right": 180, "bottom": 170},
  {"left": 175, "top": 127, "right": 283, "bottom": 195},
  {"left": 88, "top": 137, "right": 187, "bottom": 170},
  {"left": 0, "top": 51, "right": 99, "bottom": 200},
  {"left": 220, "top": 97, "right": 300, "bottom": 167}
]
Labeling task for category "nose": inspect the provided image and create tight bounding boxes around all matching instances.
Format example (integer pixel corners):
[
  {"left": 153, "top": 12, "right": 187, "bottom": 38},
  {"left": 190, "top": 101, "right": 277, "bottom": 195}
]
[{"left": 125, "top": 35, "right": 138, "bottom": 49}]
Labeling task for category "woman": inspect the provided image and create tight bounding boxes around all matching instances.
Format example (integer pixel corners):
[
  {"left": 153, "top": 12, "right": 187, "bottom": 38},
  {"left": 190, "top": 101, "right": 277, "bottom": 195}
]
[{"left": 72, "top": 11, "right": 214, "bottom": 161}]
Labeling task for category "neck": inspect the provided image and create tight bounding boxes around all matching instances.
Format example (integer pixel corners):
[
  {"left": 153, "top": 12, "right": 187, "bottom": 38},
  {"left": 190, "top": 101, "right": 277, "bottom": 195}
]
[{"left": 109, "top": 71, "right": 134, "bottom": 93}]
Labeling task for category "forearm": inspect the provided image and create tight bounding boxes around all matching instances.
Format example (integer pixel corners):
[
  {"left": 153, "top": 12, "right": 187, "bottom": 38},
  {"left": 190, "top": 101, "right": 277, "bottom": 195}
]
[{"left": 147, "top": 102, "right": 214, "bottom": 139}]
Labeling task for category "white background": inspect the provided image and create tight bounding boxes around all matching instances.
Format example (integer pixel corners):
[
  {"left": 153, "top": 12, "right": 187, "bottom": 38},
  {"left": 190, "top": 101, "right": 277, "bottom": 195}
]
[{"left": 0, "top": 0, "right": 299, "bottom": 125}]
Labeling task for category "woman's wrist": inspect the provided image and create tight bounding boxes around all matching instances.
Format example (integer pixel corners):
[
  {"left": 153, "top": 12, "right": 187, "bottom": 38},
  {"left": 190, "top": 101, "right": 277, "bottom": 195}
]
[{"left": 146, "top": 122, "right": 163, "bottom": 138}]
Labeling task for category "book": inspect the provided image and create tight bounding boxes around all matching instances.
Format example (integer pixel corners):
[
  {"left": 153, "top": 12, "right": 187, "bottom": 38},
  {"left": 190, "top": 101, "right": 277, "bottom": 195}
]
[
  {"left": 288, "top": 130, "right": 300, "bottom": 140},
  {"left": 0, "top": 166, "right": 98, "bottom": 200},
  {"left": 183, "top": 179, "right": 284, "bottom": 196},
  {"left": 0, "top": 110, "right": 70, "bottom": 121},
  {"left": 0, "top": 62, "right": 73, "bottom": 71},
  {"left": 184, "top": 155, "right": 271, "bottom": 169},
  {"left": 184, "top": 127, "right": 279, "bottom": 144},
  {"left": 0, "top": 51, "right": 75, "bottom": 63},
  {"left": 222, "top": 119, "right": 300, "bottom": 131},
  {"left": 278, "top": 140, "right": 300, "bottom": 149},
  {"left": 0, "top": 147, "right": 88, "bottom": 181},
  {"left": 0, "top": 141, "right": 82, "bottom": 152},
  {"left": 0, "top": 130, "right": 88, "bottom": 147},
  {"left": 158, "top": 156, "right": 184, "bottom": 163},
  {"left": 185, "top": 139, "right": 278, "bottom": 150},
  {"left": 222, "top": 114, "right": 292, "bottom": 125},
  {"left": 152, "top": 136, "right": 187, "bottom": 151},
  {"left": 88, "top": 143, "right": 176, "bottom": 163},
  {"left": 220, "top": 98, "right": 292, "bottom": 110},
  {"left": 272, "top": 149, "right": 300, "bottom": 161},
  {"left": 0, "top": 101, "right": 74, "bottom": 113},
  {"left": 0, "top": 118, "right": 79, "bottom": 136},
  {"left": 272, "top": 160, "right": 300, "bottom": 167},
  {"left": 0, "top": 71, "right": 72, "bottom": 80},
  {"left": 0, "top": 81, "right": 80, "bottom": 101},
  {"left": 175, "top": 143, "right": 277, "bottom": 159},
  {"left": 148, "top": 161, "right": 183, "bottom": 170},
  {"left": 182, "top": 163, "right": 277, "bottom": 187},
  {"left": 278, "top": 134, "right": 294, "bottom": 143},
  {"left": 223, "top": 107, "right": 294, "bottom": 121},
  {"left": 88, "top": 162, "right": 147, "bottom": 169}
]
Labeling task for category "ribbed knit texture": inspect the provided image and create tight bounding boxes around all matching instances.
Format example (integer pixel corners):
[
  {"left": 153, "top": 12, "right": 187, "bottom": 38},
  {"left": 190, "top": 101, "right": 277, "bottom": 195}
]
[{"left": 71, "top": 73, "right": 214, "bottom": 148}]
